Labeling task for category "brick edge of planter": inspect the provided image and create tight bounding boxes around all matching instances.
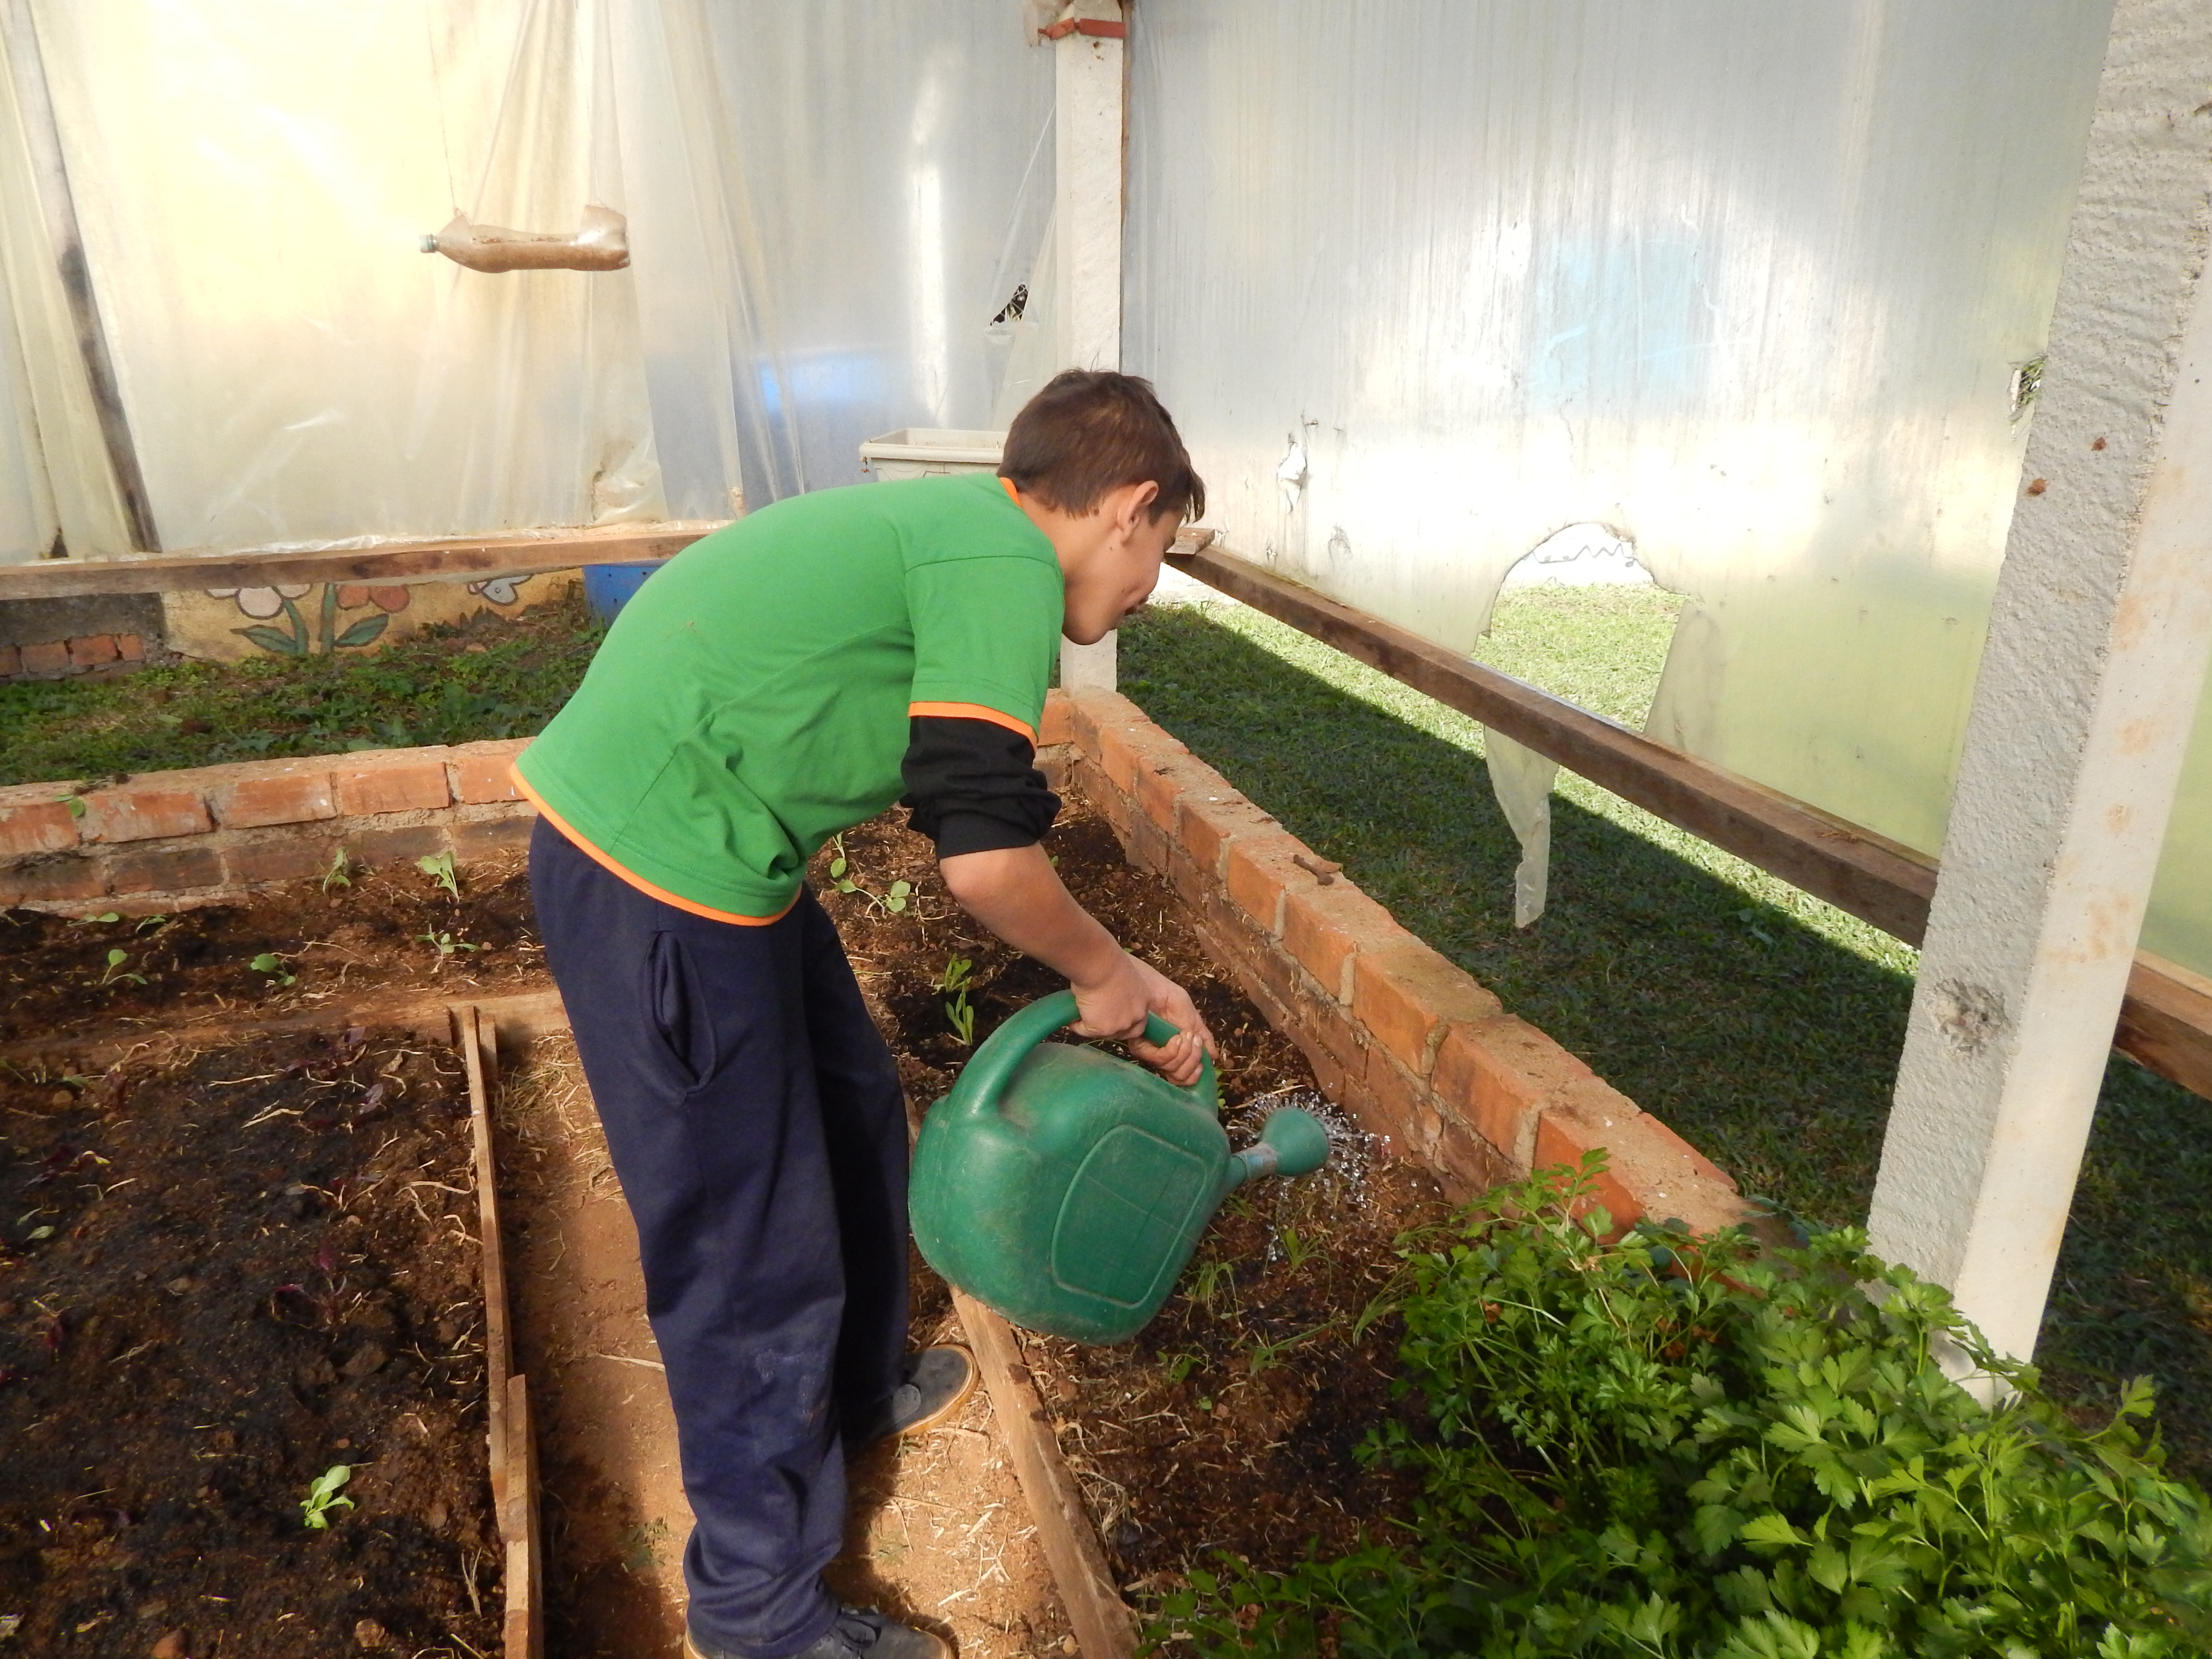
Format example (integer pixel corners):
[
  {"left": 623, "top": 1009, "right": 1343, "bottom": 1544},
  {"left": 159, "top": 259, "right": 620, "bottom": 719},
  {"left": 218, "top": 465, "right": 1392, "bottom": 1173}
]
[
  {"left": 0, "top": 689, "right": 1747, "bottom": 1231},
  {"left": 1047, "top": 687, "right": 1750, "bottom": 1235},
  {"left": 0, "top": 739, "right": 537, "bottom": 909}
]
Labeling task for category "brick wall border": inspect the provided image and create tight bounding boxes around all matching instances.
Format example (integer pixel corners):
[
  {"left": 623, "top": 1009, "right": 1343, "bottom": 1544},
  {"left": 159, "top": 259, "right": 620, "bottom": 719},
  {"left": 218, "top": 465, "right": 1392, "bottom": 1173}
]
[
  {"left": 1043, "top": 687, "right": 1749, "bottom": 1234},
  {"left": 0, "top": 691, "right": 1746, "bottom": 1231},
  {"left": 0, "top": 740, "right": 535, "bottom": 908},
  {"left": 2, "top": 633, "right": 151, "bottom": 680}
]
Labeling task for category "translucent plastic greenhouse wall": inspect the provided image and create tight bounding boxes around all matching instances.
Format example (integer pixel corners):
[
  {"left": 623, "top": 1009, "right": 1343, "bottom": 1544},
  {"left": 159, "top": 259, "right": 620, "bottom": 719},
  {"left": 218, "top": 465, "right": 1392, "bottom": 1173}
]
[
  {"left": 1128, "top": 1, "right": 2212, "bottom": 977},
  {"left": 0, "top": 0, "right": 1047, "bottom": 558}
]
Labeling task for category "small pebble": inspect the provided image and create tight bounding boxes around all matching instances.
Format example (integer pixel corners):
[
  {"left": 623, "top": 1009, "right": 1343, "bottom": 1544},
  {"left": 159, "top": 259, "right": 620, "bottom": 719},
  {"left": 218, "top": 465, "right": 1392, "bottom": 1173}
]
[
  {"left": 49, "top": 1089, "right": 72, "bottom": 1108},
  {"left": 150, "top": 1631, "right": 187, "bottom": 1659},
  {"left": 353, "top": 1617, "right": 390, "bottom": 1650},
  {"left": 425, "top": 1501, "right": 448, "bottom": 1530},
  {"left": 164, "top": 1277, "right": 194, "bottom": 1296},
  {"left": 1061, "top": 1638, "right": 1079, "bottom": 1655}
]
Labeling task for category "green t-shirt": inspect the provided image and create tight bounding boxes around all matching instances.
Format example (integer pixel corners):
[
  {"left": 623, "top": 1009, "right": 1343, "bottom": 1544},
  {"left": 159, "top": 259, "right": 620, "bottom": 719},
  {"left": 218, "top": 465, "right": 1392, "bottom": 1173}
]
[{"left": 517, "top": 470, "right": 1063, "bottom": 919}]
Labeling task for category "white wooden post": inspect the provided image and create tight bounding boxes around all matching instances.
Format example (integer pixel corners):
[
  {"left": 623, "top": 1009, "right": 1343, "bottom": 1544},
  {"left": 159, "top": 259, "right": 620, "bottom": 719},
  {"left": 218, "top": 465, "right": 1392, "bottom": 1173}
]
[
  {"left": 1866, "top": 0, "right": 2212, "bottom": 1365},
  {"left": 1050, "top": 0, "right": 1124, "bottom": 693}
]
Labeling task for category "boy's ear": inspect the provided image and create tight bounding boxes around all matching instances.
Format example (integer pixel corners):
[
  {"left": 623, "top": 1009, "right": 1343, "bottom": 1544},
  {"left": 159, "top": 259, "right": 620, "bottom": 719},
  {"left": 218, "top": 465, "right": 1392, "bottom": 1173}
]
[{"left": 1114, "top": 479, "right": 1162, "bottom": 531}]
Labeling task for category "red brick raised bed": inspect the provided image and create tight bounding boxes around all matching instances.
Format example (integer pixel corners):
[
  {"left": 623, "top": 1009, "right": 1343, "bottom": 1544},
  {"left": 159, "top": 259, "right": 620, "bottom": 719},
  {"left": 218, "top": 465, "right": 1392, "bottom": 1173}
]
[{"left": 0, "top": 691, "right": 1744, "bottom": 1233}]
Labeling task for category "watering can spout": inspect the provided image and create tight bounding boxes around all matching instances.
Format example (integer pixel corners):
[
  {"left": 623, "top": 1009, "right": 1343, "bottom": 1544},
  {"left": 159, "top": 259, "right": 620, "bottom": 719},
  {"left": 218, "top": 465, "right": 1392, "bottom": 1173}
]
[{"left": 1227, "top": 1107, "right": 1330, "bottom": 1188}]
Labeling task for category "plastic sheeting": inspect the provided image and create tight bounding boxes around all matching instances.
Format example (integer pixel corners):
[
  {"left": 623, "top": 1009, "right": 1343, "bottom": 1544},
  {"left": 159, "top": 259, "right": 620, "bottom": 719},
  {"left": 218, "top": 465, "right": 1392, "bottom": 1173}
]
[
  {"left": 1121, "top": 4, "right": 2212, "bottom": 970},
  {"left": 649, "top": 1, "right": 1053, "bottom": 507},
  {"left": 1, "top": 0, "right": 663, "bottom": 556},
  {"left": 0, "top": 0, "right": 1053, "bottom": 553}
]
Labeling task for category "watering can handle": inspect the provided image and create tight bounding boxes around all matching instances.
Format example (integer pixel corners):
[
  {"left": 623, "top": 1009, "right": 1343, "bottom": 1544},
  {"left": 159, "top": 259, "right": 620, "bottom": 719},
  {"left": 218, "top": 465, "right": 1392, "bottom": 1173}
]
[{"left": 950, "top": 989, "right": 1216, "bottom": 1124}]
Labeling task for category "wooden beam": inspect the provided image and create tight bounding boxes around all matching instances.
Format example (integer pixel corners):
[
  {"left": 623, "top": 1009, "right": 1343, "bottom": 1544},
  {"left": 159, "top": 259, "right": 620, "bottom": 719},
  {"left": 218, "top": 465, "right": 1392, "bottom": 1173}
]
[
  {"left": 1164, "top": 539, "right": 2212, "bottom": 1102},
  {"left": 0, "top": 522, "right": 719, "bottom": 600},
  {"left": 952, "top": 1287, "right": 1136, "bottom": 1659}
]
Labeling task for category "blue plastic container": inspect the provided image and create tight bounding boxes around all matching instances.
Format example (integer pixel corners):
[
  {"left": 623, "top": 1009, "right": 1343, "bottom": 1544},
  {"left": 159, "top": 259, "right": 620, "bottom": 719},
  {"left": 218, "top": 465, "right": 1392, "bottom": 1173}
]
[{"left": 583, "top": 561, "right": 666, "bottom": 625}]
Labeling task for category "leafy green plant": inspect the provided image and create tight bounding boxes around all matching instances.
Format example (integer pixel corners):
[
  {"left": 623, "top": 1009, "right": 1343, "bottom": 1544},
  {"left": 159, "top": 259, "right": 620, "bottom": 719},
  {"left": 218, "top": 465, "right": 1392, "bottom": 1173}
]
[
  {"left": 416, "top": 850, "right": 459, "bottom": 898},
  {"left": 1153, "top": 1155, "right": 2212, "bottom": 1658},
  {"left": 417, "top": 930, "right": 480, "bottom": 960},
  {"left": 97, "top": 948, "right": 145, "bottom": 987},
  {"left": 1276, "top": 1223, "right": 1316, "bottom": 1274},
  {"left": 321, "top": 847, "right": 353, "bottom": 892},
  {"left": 251, "top": 951, "right": 296, "bottom": 988},
  {"left": 300, "top": 1463, "right": 355, "bottom": 1530},
  {"left": 70, "top": 911, "right": 120, "bottom": 926},
  {"left": 938, "top": 955, "right": 976, "bottom": 1045}
]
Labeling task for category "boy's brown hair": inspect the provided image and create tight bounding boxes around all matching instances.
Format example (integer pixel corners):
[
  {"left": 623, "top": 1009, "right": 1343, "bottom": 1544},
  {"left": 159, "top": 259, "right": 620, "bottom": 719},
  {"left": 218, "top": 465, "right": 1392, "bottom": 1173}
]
[{"left": 998, "top": 370, "right": 1206, "bottom": 525}]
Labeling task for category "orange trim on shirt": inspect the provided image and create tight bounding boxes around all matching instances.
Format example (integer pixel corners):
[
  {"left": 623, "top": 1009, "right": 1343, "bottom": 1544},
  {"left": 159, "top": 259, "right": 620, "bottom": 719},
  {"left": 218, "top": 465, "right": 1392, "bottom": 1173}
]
[
  {"left": 907, "top": 701, "right": 1037, "bottom": 743},
  {"left": 999, "top": 476, "right": 1021, "bottom": 506},
  {"left": 509, "top": 766, "right": 796, "bottom": 927}
]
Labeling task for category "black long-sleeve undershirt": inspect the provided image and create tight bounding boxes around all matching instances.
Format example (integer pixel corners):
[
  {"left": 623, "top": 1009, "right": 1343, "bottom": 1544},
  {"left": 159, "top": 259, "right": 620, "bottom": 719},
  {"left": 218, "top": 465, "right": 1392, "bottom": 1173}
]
[{"left": 899, "top": 715, "right": 1060, "bottom": 856}]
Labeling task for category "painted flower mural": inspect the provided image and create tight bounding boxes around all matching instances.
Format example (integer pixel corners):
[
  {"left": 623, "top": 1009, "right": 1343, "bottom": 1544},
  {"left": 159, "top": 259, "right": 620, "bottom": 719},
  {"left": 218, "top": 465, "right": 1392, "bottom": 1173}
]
[
  {"left": 200, "top": 573, "right": 542, "bottom": 658},
  {"left": 206, "top": 582, "right": 411, "bottom": 655}
]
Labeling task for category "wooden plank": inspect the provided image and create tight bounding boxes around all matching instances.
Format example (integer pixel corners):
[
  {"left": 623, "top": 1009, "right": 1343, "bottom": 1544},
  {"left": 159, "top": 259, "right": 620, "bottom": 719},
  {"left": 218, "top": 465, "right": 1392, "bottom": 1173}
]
[
  {"left": 455, "top": 1005, "right": 514, "bottom": 1521},
  {"left": 2120, "top": 952, "right": 2212, "bottom": 1103},
  {"left": 950, "top": 1287, "right": 1137, "bottom": 1659},
  {"left": 503, "top": 1373, "right": 545, "bottom": 1659},
  {"left": 0, "top": 522, "right": 719, "bottom": 600},
  {"left": 1165, "top": 540, "right": 2212, "bottom": 1102}
]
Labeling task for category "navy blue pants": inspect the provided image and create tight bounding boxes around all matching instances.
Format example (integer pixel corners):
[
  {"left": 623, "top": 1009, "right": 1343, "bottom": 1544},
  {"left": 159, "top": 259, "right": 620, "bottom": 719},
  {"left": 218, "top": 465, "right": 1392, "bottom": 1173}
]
[{"left": 529, "top": 818, "right": 910, "bottom": 1657}]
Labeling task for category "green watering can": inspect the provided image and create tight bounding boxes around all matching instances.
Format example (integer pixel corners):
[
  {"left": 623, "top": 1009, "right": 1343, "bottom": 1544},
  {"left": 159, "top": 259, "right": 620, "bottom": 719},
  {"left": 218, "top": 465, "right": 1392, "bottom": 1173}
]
[{"left": 910, "top": 990, "right": 1330, "bottom": 1345}]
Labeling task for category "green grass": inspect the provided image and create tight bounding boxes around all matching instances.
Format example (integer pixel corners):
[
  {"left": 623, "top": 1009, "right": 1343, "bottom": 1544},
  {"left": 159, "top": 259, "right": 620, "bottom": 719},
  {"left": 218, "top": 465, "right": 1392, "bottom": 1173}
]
[
  {"left": 1122, "top": 588, "right": 2212, "bottom": 1479},
  {"left": 0, "top": 591, "right": 602, "bottom": 786}
]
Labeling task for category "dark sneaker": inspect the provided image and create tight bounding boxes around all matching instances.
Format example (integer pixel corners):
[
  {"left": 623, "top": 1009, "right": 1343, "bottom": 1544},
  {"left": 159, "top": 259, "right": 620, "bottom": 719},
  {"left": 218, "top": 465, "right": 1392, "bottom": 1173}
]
[
  {"left": 685, "top": 1604, "right": 950, "bottom": 1659},
  {"left": 846, "top": 1346, "right": 979, "bottom": 1449}
]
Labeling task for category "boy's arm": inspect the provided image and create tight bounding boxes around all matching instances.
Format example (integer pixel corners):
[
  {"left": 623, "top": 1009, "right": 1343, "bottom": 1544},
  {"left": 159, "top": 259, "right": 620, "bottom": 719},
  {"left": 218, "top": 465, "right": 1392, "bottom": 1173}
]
[
  {"left": 938, "top": 843, "right": 1214, "bottom": 1087},
  {"left": 900, "top": 715, "right": 1213, "bottom": 1085}
]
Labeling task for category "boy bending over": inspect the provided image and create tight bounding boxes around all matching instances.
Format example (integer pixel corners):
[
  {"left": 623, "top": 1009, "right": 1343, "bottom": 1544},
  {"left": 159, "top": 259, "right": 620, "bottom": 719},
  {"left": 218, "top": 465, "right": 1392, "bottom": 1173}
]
[{"left": 516, "top": 372, "right": 1214, "bottom": 1659}]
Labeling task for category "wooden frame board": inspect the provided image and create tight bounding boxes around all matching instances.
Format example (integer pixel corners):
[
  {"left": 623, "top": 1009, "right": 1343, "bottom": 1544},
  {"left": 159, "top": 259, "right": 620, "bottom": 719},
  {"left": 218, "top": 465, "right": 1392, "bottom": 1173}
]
[
  {"left": 1166, "top": 538, "right": 2212, "bottom": 1102},
  {"left": 0, "top": 524, "right": 718, "bottom": 601}
]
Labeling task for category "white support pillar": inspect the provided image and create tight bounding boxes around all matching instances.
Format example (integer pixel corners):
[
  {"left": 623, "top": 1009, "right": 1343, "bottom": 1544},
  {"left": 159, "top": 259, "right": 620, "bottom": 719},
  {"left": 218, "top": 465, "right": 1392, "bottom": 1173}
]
[
  {"left": 1050, "top": 0, "right": 1125, "bottom": 693},
  {"left": 1867, "top": 0, "right": 2212, "bottom": 1365}
]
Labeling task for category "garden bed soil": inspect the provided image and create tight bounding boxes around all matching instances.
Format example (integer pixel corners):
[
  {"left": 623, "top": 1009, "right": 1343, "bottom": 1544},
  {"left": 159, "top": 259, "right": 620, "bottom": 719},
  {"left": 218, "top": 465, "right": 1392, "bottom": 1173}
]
[
  {"left": 822, "top": 801, "right": 1454, "bottom": 1600},
  {"left": 0, "top": 1027, "right": 502, "bottom": 1658},
  {"left": 0, "top": 853, "right": 545, "bottom": 1048}
]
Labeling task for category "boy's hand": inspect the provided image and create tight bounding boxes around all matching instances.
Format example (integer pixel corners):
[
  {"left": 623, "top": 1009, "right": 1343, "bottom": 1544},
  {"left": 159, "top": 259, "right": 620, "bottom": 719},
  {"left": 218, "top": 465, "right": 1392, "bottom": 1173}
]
[
  {"left": 938, "top": 842, "right": 1216, "bottom": 1089},
  {"left": 1070, "top": 951, "right": 1215, "bottom": 1088}
]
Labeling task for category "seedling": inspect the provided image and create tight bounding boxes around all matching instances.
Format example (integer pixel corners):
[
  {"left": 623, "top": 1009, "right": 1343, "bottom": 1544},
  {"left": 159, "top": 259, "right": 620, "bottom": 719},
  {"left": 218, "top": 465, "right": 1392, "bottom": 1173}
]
[
  {"left": 300, "top": 1463, "right": 354, "bottom": 1529},
  {"left": 1188, "top": 1256, "right": 1237, "bottom": 1316},
  {"left": 826, "top": 836, "right": 914, "bottom": 914},
  {"left": 416, "top": 851, "right": 459, "bottom": 899},
  {"left": 98, "top": 949, "right": 145, "bottom": 987},
  {"left": 1276, "top": 1223, "right": 1315, "bottom": 1274},
  {"left": 417, "top": 930, "right": 481, "bottom": 960},
  {"left": 70, "top": 912, "right": 120, "bottom": 926},
  {"left": 937, "top": 956, "right": 976, "bottom": 1045},
  {"left": 320, "top": 847, "right": 353, "bottom": 892},
  {"left": 134, "top": 914, "right": 167, "bottom": 933},
  {"left": 1244, "top": 1315, "right": 1338, "bottom": 1376},
  {"left": 251, "top": 951, "right": 297, "bottom": 988},
  {"left": 1162, "top": 1349, "right": 1204, "bottom": 1385}
]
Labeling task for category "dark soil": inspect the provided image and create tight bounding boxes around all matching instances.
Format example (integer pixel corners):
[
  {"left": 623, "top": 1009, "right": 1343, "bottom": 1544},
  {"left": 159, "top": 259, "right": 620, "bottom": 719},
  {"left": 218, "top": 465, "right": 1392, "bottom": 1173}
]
[
  {"left": 0, "top": 854, "right": 544, "bottom": 1047},
  {"left": 0, "top": 1028, "right": 502, "bottom": 1658},
  {"left": 817, "top": 799, "right": 1451, "bottom": 1599}
]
